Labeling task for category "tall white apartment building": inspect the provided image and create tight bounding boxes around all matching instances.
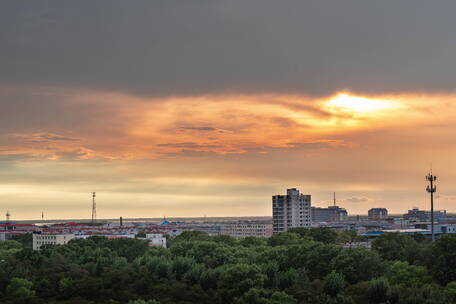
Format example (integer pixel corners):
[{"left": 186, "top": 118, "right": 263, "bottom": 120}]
[
  {"left": 33, "top": 233, "right": 75, "bottom": 250},
  {"left": 273, "top": 188, "right": 311, "bottom": 234}
]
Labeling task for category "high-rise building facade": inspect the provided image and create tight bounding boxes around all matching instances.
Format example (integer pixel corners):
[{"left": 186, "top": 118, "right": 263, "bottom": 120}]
[{"left": 272, "top": 188, "right": 311, "bottom": 234}]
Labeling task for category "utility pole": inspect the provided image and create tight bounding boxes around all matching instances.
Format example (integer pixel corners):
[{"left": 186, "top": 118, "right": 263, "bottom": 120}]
[
  {"left": 92, "top": 192, "right": 97, "bottom": 225},
  {"left": 426, "top": 172, "right": 437, "bottom": 242}
]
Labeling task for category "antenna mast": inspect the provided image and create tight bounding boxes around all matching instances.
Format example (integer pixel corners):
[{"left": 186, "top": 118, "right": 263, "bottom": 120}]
[
  {"left": 333, "top": 192, "right": 336, "bottom": 207},
  {"left": 426, "top": 171, "right": 437, "bottom": 242},
  {"left": 92, "top": 192, "right": 97, "bottom": 224}
]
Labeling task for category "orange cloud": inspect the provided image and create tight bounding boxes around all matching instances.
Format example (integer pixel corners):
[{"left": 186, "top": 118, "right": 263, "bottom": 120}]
[
  {"left": 2, "top": 84, "right": 456, "bottom": 219},
  {"left": 3, "top": 88, "right": 456, "bottom": 161}
]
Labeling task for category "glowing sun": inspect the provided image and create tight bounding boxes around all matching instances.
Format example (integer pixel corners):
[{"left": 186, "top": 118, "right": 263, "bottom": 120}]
[{"left": 327, "top": 93, "right": 398, "bottom": 113}]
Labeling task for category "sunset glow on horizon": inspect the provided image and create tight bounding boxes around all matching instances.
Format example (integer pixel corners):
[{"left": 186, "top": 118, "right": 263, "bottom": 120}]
[
  {"left": 2, "top": 1, "right": 456, "bottom": 220},
  {"left": 2, "top": 85, "right": 456, "bottom": 220}
]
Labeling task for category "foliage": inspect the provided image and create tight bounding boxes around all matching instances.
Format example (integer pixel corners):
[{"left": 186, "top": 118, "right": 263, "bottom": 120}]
[
  {"left": 367, "top": 277, "right": 393, "bottom": 304},
  {"left": 323, "top": 271, "right": 346, "bottom": 297},
  {"left": 288, "top": 227, "right": 338, "bottom": 244},
  {"left": 136, "top": 232, "right": 146, "bottom": 238},
  {"left": 386, "top": 261, "right": 431, "bottom": 286},
  {"left": 0, "top": 229, "right": 454, "bottom": 303},
  {"left": 428, "top": 234, "right": 456, "bottom": 285},
  {"left": 128, "top": 300, "right": 160, "bottom": 304},
  {"left": 331, "top": 248, "right": 384, "bottom": 284},
  {"left": 11, "top": 234, "right": 33, "bottom": 248},
  {"left": 268, "top": 232, "right": 301, "bottom": 246},
  {"left": 6, "top": 277, "right": 35, "bottom": 297},
  {"left": 371, "top": 233, "right": 425, "bottom": 264},
  {"left": 0, "top": 240, "right": 23, "bottom": 260}
]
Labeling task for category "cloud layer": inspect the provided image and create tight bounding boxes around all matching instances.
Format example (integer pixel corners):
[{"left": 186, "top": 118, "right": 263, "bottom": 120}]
[
  {"left": 2, "top": 2, "right": 456, "bottom": 219},
  {"left": 2, "top": 85, "right": 456, "bottom": 219},
  {"left": 2, "top": 1, "right": 456, "bottom": 97}
]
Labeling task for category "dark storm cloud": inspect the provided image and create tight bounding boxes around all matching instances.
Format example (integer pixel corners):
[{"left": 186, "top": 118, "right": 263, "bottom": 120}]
[{"left": 2, "top": 0, "right": 456, "bottom": 97}]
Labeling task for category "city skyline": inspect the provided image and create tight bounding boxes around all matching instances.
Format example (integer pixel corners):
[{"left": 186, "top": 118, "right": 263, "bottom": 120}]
[
  {"left": 0, "top": 184, "right": 450, "bottom": 221},
  {"left": 2, "top": 1, "right": 456, "bottom": 219}
]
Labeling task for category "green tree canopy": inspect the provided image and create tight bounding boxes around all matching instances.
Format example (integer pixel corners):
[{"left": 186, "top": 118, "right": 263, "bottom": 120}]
[
  {"left": 429, "top": 234, "right": 456, "bottom": 285},
  {"left": 323, "top": 271, "right": 346, "bottom": 297},
  {"left": 6, "top": 277, "right": 35, "bottom": 297}
]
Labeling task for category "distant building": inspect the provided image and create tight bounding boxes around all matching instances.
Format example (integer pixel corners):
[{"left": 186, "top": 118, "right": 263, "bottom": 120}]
[
  {"left": 311, "top": 206, "right": 348, "bottom": 222},
  {"left": 74, "top": 234, "right": 136, "bottom": 240},
  {"left": 363, "top": 229, "right": 429, "bottom": 238},
  {"left": 368, "top": 208, "right": 388, "bottom": 220},
  {"left": 146, "top": 233, "right": 167, "bottom": 247},
  {"left": 404, "top": 208, "right": 447, "bottom": 222},
  {"left": 104, "top": 234, "right": 136, "bottom": 239},
  {"left": 220, "top": 221, "right": 273, "bottom": 238},
  {"left": 0, "top": 232, "right": 6, "bottom": 241},
  {"left": 272, "top": 188, "right": 311, "bottom": 234},
  {"left": 413, "top": 223, "right": 456, "bottom": 234},
  {"left": 404, "top": 208, "right": 426, "bottom": 221},
  {"left": 33, "top": 233, "right": 75, "bottom": 250},
  {"left": 0, "top": 222, "right": 36, "bottom": 232},
  {"left": 178, "top": 224, "right": 221, "bottom": 236}
]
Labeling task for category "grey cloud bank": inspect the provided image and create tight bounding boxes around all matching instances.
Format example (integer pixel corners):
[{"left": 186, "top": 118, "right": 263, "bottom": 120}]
[{"left": 1, "top": 0, "right": 456, "bottom": 97}]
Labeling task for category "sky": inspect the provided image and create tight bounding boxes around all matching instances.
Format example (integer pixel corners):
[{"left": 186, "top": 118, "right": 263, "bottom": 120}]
[{"left": 2, "top": 1, "right": 456, "bottom": 220}]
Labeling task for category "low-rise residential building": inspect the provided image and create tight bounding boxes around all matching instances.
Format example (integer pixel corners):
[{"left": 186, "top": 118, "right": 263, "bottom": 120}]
[
  {"left": 33, "top": 233, "right": 75, "bottom": 250},
  {"left": 146, "top": 233, "right": 167, "bottom": 247},
  {"left": 74, "top": 234, "right": 136, "bottom": 240},
  {"left": 220, "top": 221, "right": 273, "bottom": 237}
]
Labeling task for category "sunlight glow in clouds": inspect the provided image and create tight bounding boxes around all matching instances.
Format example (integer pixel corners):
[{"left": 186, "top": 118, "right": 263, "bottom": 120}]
[
  {"left": 4, "top": 86, "right": 456, "bottom": 219},
  {"left": 327, "top": 93, "right": 399, "bottom": 113},
  {"left": 0, "top": 88, "right": 432, "bottom": 161}
]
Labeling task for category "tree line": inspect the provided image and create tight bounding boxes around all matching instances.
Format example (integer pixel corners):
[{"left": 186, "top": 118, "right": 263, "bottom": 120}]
[{"left": 0, "top": 227, "right": 456, "bottom": 304}]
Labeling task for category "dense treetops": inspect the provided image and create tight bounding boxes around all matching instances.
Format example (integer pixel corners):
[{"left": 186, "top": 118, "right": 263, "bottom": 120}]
[{"left": 0, "top": 228, "right": 456, "bottom": 303}]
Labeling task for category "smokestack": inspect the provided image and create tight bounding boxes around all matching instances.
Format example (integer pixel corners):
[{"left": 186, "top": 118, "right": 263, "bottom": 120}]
[{"left": 120, "top": 216, "right": 123, "bottom": 226}]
